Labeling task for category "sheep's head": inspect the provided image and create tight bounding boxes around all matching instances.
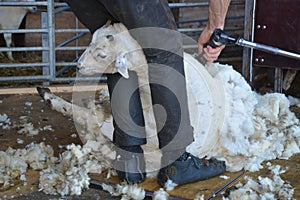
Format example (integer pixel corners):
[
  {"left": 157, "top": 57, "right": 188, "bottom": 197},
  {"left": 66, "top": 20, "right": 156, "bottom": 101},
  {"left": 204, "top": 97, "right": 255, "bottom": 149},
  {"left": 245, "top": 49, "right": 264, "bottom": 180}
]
[{"left": 77, "top": 22, "right": 141, "bottom": 79}]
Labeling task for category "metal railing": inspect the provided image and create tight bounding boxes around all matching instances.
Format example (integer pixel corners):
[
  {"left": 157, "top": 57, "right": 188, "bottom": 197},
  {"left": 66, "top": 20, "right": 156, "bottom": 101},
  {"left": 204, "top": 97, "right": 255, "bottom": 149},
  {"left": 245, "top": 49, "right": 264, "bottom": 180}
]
[
  {"left": 0, "top": 0, "right": 245, "bottom": 84},
  {"left": 0, "top": 1, "right": 83, "bottom": 83}
]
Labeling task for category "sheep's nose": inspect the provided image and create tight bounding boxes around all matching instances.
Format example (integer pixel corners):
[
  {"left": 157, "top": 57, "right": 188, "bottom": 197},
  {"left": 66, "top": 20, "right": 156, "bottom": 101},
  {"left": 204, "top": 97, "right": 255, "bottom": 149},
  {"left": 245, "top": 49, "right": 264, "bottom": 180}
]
[{"left": 77, "top": 62, "right": 84, "bottom": 71}]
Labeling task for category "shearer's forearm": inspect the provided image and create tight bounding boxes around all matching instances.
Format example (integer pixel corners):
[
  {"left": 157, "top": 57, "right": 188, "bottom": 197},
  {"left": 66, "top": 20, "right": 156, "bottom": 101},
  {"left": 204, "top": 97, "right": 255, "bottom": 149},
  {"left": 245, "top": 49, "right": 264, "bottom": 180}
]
[{"left": 207, "top": 0, "right": 231, "bottom": 31}]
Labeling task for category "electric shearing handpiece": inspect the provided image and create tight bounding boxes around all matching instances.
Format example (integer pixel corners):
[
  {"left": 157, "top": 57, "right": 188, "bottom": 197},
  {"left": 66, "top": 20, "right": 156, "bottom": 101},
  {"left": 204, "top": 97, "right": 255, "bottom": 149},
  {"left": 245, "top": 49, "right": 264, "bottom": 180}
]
[{"left": 207, "top": 28, "right": 300, "bottom": 60}]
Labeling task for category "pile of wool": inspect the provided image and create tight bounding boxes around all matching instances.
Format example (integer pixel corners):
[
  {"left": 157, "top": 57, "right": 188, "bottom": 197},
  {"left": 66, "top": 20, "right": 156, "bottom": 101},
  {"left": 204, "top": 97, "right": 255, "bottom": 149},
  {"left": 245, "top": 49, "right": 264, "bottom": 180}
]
[
  {"left": 31, "top": 60, "right": 299, "bottom": 197},
  {"left": 191, "top": 63, "right": 300, "bottom": 172},
  {"left": 101, "top": 183, "right": 145, "bottom": 200},
  {"left": 194, "top": 194, "right": 205, "bottom": 200},
  {"left": 223, "top": 163, "right": 294, "bottom": 199},
  {"left": 13, "top": 115, "right": 54, "bottom": 136},
  {"left": 14, "top": 116, "right": 39, "bottom": 136},
  {"left": 0, "top": 142, "right": 55, "bottom": 187},
  {"left": 0, "top": 113, "right": 11, "bottom": 129},
  {"left": 0, "top": 138, "right": 115, "bottom": 197},
  {"left": 39, "top": 142, "right": 115, "bottom": 196},
  {"left": 288, "top": 96, "right": 300, "bottom": 108},
  {"left": 152, "top": 188, "right": 169, "bottom": 200},
  {"left": 0, "top": 113, "right": 53, "bottom": 135}
]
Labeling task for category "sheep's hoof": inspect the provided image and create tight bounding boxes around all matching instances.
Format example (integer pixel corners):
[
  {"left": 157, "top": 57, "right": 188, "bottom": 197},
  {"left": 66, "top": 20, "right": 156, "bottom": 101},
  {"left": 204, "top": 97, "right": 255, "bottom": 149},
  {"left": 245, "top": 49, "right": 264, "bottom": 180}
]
[{"left": 36, "top": 86, "right": 51, "bottom": 98}]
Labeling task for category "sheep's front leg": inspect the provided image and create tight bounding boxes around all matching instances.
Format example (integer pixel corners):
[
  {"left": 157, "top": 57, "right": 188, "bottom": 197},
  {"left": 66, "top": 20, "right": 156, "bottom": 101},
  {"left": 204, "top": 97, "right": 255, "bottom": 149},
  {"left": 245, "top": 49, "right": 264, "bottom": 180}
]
[
  {"left": 4, "top": 33, "right": 13, "bottom": 60},
  {"left": 37, "top": 87, "right": 92, "bottom": 127},
  {"left": 135, "top": 70, "right": 157, "bottom": 145}
]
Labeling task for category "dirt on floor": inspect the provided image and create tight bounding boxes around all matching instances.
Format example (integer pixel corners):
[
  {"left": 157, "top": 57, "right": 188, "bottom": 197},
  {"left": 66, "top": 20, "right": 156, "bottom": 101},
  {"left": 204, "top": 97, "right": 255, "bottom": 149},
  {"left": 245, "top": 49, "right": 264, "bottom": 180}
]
[
  {"left": 0, "top": 92, "right": 122, "bottom": 200},
  {"left": 0, "top": 88, "right": 300, "bottom": 200}
]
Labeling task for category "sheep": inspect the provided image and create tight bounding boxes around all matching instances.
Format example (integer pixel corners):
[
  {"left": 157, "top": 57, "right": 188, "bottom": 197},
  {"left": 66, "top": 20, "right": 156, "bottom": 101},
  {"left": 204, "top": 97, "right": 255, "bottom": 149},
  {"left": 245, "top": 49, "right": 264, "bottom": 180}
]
[
  {"left": 74, "top": 22, "right": 228, "bottom": 157},
  {"left": 0, "top": 0, "right": 37, "bottom": 60},
  {"left": 38, "top": 22, "right": 300, "bottom": 173},
  {"left": 35, "top": 23, "right": 300, "bottom": 198},
  {"left": 76, "top": 22, "right": 158, "bottom": 145}
]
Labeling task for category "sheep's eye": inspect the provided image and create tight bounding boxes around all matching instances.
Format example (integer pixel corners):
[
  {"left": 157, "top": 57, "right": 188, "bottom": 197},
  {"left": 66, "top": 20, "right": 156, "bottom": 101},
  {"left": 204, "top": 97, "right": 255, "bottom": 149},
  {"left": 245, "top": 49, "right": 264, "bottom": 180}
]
[
  {"left": 100, "top": 55, "right": 106, "bottom": 59},
  {"left": 93, "top": 48, "right": 107, "bottom": 59},
  {"left": 106, "top": 35, "right": 114, "bottom": 41},
  {"left": 97, "top": 52, "right": 107, "bottom": 59}
]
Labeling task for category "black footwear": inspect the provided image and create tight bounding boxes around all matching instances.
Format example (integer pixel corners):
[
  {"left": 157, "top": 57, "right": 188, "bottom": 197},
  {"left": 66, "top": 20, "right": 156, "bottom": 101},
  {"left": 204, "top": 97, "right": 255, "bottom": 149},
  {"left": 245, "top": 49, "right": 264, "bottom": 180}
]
[
  {"left": 113, "top": 145, "right": 146, "bottom": 184},
  {"left": 157, "top": 152, "right": 226, "bottom": 187}
]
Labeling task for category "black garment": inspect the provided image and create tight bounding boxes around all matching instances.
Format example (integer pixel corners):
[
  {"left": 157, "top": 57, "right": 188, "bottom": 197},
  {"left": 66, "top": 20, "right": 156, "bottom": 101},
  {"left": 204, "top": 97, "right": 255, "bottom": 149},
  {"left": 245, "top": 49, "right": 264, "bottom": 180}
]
[
  {"left": 66, "top": 0, "right": 194, "bottom": 153},
  {"left": 157, "top": 152, "right": 226, "bottom": 186}
]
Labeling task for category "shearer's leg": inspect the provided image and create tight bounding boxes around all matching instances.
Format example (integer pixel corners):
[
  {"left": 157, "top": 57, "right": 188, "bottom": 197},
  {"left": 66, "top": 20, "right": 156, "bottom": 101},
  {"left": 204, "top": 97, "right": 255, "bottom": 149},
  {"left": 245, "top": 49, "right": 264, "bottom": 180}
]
[
  {"left": 66, "top": 0, "right": 147, "bottom": 184},
  {"left": 107, "top": 72, "right": 147, "bottom": 184},
  {"left": 65, "top": 0, "right": 112, "bottom": 33},
  {"left": 100, "top": 0, "right": 193, "bottom": 156},
  {"left": 101, "top": 0, "right": 226, "bottom": 187}
]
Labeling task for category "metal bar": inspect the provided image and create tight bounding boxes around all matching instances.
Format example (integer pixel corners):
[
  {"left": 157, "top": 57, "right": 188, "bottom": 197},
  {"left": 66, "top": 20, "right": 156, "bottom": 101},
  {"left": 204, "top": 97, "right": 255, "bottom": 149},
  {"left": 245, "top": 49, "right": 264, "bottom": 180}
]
[
  {"left": 55, "top": 46, "right": 87, "bottom": 51},
  {"left": 55, "top": 62, "right": 78, "bottom": 66},
  {"left": 0, "top": 63, "right": 48, "bottom": 68},
  {"left": 75, "top": 16, "right": 80, "bottom": 58},
  {"left": 53, "top": 77, "right": 107, "bottom": 82},
  {"left": 249, "top": 0, "right": 257, "bottom": 83},
  {"left": 0, "top": 47, "right": 47, "bottom": 52},
  {"left": 0, "top": 62, "right": 75, "bottom": 71},
  {"left": 278, "top": 49, "right": 300, "bottom": 60},
  {"left": 242, "top": 0, "right": 254, "bottom": 82},
  {"left": 47, "top": 0, "right": 55, "bottom": 81},
  {"left": 55, "top": 29, "right": 89, "bottom": 33},
  {"left": 0, "top": 2, "right": 67, "bottom": 7},
  {"left": 0, "top": 76, "right": 107, "bottom": 82},
  {"left": 0, "top": 29, "right": 46, "bottom": 34},
  {"left": 0, "top": 29, "right": 88, "bottom": 34},
  {"left": 0, "top": 62, "right": 77, "bottom": 68},
  {"left": 237, "top": 38, "right": 300, "bottom": 60},
  {"left": 178, "top": 28, "right": 203, "bottom": 33},
  {"left": 42, "top": 11, "right": 50, "bottom": 86},
  {"left": 0, "top": 76, "right": 51, "bottom": 81},
  {"left": 206, "top": 169, "right": 246, "bottom": 200}
]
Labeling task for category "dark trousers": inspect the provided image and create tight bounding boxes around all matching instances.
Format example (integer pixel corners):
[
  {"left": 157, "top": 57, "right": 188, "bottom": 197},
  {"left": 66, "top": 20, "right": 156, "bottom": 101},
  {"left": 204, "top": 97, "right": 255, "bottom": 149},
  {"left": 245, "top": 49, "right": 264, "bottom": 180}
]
[{"left": 66, "top": 0, "right": 194, "bottom": 152}]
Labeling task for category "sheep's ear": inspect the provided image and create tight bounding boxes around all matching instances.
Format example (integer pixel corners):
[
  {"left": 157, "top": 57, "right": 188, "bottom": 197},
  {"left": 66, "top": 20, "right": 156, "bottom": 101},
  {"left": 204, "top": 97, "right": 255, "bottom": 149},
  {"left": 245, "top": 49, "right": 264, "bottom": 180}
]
[
  {"left": 117, "top": 66, "right": 129, "bottom": 79},
  {"left": 115, "top": 53, "right": 129, "bottom": 79},
  {"left": 104, "top": 20, "right": 112, "bottom": 28}
]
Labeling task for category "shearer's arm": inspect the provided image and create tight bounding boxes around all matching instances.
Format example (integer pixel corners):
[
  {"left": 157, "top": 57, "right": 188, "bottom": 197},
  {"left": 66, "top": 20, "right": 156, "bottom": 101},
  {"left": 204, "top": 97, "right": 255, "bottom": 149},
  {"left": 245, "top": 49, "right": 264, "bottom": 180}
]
[{"left": 198, "top": 0, "right": 231, "bottom": 65}]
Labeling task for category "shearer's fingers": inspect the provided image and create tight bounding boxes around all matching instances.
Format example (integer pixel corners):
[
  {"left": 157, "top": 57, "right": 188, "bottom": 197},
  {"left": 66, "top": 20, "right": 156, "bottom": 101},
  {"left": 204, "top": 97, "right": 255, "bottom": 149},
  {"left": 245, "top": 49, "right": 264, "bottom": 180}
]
[{"left": 203, "top": 45, "right": 225, "bottom": 65}]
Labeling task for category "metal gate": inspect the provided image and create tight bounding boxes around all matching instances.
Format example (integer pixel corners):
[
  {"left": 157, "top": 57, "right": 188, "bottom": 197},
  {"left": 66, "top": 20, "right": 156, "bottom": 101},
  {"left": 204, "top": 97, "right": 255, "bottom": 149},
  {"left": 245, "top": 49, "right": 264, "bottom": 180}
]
[
  {"left": 0, "top": 0, "right": 90, "bottom": 84},
  {"left": 0, "top": 0, "right": 245, "bottom": 85}
]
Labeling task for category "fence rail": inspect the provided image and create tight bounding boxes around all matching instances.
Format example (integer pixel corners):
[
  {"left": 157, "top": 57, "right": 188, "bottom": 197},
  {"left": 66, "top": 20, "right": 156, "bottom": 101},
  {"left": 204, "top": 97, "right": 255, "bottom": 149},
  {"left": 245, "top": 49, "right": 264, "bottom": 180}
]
[{"left": 0, "top": 0, "right": 245, "bottom": 84}]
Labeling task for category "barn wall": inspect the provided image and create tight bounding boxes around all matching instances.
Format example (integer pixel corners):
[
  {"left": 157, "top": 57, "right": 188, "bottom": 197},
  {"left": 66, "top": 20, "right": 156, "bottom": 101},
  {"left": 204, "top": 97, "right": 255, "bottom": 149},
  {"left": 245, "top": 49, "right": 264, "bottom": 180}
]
[{"left": 21, "top": 0, "right": 245, "bottom": 63}]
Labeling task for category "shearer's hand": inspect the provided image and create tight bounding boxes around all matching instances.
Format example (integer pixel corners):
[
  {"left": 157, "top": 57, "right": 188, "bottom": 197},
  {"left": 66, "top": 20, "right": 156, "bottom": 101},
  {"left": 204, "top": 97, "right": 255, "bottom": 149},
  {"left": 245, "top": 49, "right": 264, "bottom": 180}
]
[{"left": 198, "top": 28, "right": 225, "bottom": 65}]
